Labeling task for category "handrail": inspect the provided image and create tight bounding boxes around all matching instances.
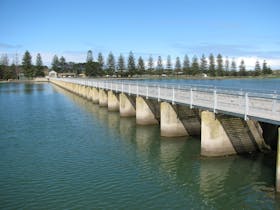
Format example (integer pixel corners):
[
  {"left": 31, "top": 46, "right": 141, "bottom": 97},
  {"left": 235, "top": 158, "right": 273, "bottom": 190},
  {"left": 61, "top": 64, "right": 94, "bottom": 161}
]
[{"left": 51, "top": 78, "right": 280, "bottom": 125}]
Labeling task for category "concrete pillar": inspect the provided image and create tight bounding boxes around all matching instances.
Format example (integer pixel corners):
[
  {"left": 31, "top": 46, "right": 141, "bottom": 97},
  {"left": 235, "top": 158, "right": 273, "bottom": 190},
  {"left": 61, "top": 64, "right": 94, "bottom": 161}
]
[
  {"left": 136, "top": 96, "right": 158, "bottom": 125},
  {"left": 276, "top": 128, "right": 280, "bottom": 192},
  {"left": 160, "top": 102, "right": 188, "bottom": 137},
  {"left": 108, "top": 91, "right": 119, "bottom": 112},
  {"left": 201, "top": 111, "right": 270, "bottom": 157},
  {"left": 201, "top": 111, "right": 236, "bottom": 157},
  {"left": 99, "top": 89, "right": 108, "bottom": 107},
  {"left": 74, "top": 84, "right": 79, "bottom": 95},
  {"left": 119, "top": 93, "right": 136, "bottom": 117},
  {"left": 91, "top": 87, "right": 99, "bottom": 104},
  {"left": 82, "top": 86, "right": 87, "bottom": 98},
  {"left": 86, "top": 86, "right": 91, "bottom": 100}
]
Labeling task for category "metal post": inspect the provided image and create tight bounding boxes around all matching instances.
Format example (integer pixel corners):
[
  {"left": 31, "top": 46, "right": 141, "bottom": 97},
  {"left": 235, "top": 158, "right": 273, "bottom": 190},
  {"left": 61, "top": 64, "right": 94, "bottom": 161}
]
[
  {"left": 137, "top": 83, "right": 139, "bottom": 97},
  {"left": 213, "top": 89, "right": 217, "bottom": 113},
  {"left": 122, "top": 82, "right": 124, "bottom": 93},
  {"left": 129, "top": 84, "right": 131, "bottom": 95},
  {"left": 158, "top": 86, "right": 160, "bottom": 102},
  {"left": 273, "top": 91, "right": 277, "bottom": 113},
  {"left": 190, "top": 88, "right": 193, "bottom": 108},
  {"left": 146, "top": 86, "right": 148, "bottom": 99},
  {"left": 245, "top": 92, "right": 249, "bottom": 120},
  {"left": 172, "top": 87, "right": 175, "bottom": 105}
]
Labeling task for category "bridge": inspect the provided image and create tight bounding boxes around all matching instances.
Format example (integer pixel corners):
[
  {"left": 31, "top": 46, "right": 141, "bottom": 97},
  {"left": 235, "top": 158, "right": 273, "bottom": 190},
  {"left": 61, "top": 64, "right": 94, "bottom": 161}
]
[{"left": 50, "top": 78, "right": 280, "bottom": 191}]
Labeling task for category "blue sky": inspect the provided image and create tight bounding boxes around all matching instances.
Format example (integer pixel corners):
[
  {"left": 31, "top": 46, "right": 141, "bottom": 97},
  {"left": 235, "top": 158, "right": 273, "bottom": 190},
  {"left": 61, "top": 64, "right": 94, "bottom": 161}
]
[{"left": 0, "top": 0, "right": 280, "bottom": 69}]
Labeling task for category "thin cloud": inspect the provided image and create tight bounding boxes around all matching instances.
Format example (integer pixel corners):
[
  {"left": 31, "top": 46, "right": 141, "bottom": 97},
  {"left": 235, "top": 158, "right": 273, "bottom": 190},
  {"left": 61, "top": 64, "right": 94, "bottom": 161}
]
[{"left": 0, "top": 42, "right": 22, "bottom": 49}]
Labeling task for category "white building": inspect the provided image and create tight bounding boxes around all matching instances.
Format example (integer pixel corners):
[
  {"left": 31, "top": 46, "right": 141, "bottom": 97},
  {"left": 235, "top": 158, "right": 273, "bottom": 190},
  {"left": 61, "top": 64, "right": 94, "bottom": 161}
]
[{"left": 49, "top": 70, "right": 57, "bottom": 78}]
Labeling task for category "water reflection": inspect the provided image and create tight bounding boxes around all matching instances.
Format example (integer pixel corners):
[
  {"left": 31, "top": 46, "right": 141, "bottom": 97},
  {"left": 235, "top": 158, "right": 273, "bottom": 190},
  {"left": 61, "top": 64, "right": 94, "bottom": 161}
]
[
  {"left": 51, "top": 83, "right": 279, "bottom": 209},
  {"left": 199, "top": 154, "right": 276, "bottom": 208}
]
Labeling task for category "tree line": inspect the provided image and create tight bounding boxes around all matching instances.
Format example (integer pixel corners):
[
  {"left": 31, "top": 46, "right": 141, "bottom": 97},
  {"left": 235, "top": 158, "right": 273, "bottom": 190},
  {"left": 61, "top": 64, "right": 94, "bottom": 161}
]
[
  {"left": 0, "top": 50, "right": 273, "bottom": 80},
  {"left": 79, "top": 50, "right": 272, "bottom": 77},
  {"left": 0, "top": 51, "right": 45, "bottom": 80}
]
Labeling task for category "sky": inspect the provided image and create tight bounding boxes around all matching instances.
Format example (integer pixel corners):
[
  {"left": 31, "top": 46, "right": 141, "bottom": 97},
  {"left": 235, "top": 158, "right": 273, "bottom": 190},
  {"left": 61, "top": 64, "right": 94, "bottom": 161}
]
[{"left": 0, "top": 0, "right": 280, "bottom": 69}]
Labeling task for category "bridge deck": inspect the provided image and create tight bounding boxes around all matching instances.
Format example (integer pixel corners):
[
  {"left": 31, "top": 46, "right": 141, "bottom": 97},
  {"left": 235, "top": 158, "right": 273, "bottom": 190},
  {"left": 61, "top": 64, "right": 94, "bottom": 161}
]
[{"left": 53, "top": 78, "right": 280, "bottom": 125}]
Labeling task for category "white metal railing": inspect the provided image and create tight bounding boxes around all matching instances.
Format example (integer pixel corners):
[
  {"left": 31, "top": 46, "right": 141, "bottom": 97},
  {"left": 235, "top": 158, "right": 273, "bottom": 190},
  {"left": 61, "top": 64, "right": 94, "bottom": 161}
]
[{"left": 51, "top": 78, "right": 280, "bottom": 125}]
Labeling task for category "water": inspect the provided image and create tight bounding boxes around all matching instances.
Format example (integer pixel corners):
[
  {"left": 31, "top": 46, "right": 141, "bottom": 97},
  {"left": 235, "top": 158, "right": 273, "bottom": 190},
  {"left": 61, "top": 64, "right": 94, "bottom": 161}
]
[
  {"left": 133, "top": 78, "right": 280, "bottom": 93},
  {"left": 0, "top": 81, "right": 279, "bottom": 209}
]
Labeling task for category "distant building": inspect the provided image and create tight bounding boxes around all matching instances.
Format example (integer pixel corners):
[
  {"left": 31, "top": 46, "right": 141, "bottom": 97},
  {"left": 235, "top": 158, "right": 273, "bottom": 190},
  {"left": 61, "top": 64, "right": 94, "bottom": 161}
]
[
  {"left": 58, "top": 72, "right": 76, "bottom": 78},
  {"left": 49, "top": 70, "right": 57, "bottom": 78}
]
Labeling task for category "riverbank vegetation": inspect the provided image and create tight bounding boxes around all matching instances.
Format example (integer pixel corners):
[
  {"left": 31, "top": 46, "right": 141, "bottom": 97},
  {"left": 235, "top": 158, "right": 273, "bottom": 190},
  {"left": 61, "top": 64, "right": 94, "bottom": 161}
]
[{"left": 0, "top": 50, "right": 276, "bottom": 80}]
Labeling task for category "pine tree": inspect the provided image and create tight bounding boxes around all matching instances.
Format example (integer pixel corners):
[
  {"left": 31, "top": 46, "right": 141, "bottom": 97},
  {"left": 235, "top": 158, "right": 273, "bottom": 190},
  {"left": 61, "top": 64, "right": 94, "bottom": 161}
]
[
  {"left": 97, "top": 52, "right": 104, "bottom": 75},
  {"left": 52, "top": 55, "right": 60, "bottom": 72},
  {"left": 191, "top": 56, "right": 199, "bottom": 75},
  {"left": 216, "top": 54, "right": 224, "bottom": 76},
  {"left": 224, "top": 57, "right": 230, "bottom": 76},
  {"left": 127, "top": 51, "right": 136, "bottom": 76},
  {"left": 175, "top": 57, "right": 181, "bottom": 74},
  {"left": 262, "top": 60, "right": 272, "bottom": 74},
  {"left": 117, "top": 54, "right": 125, "bottom": 76},
  {"left": 137, "top": 56, "right": 145, "bottom": 75},
  {"left": 156, "top": 56, "right": 163, "bottom": 75},
  {"left": 183, "top": 54, "right": 191, "bottom": 75},
  {"left": 148, "top": 55, "right": 154, "bottom": 74},
  {"left": 97, "top": 53, "right": 104, "bottom": 67},
  {"left": 200, "top": 54, "right": 208, "bottom": 74},
  {"left": 230, "top": 58, "right": 237, "bottom": 76},
  {"left": 239, "top": 59, "right": 246, "bottom": 76},
  {"left": 166, "top": 55, "right": 172, "bottom": 73},
  {"left": 59, "top": 56, "right": 66, "bottom": 73},
  {"left": 106, "top": 52, "right": 115, "bottom": 75},
  {"left": 0, "top": 54, "right": 9, "bottom": 66},
  {"left": 254, "top": 60, "right": 261, "bottom": 76},
  {"left": 35, "top": 53, "right": 44, "bottom": 77},
  {"left": 86, "top": 50, "right": 93, "bottom": 62},
  {"left": 85, "top": 50, "right": 98, "bottom": 77},
  {"left": 22, "top": 51, "right": 33, "bottom": 78},
  {"left": 0, "top": 54, "right": 10, "bottom": 80},
  {"left": 209, "top": 53, "right": 215, "bottom": 76}
]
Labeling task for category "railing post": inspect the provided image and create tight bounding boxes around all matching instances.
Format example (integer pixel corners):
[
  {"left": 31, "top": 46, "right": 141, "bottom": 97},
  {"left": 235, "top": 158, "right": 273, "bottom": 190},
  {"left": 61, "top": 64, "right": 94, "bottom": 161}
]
[
  {"left": 158, "top": 86, "right": 160, "bottom": 102},
  {"left": 273, "top": 91, "right": 277, "bottom": 113},
  {"left": 128, "top": 84, "right": 131, "bottom": 95},
  {"left": 190, "top": 88, "right": 193, "bottom": 109},
  {"left": 122, "top": 82, "right": 124, "bottom": 93},
  {"left": 213, "top": 89, "right": 217, "bottom": 113},
  {"left": 137, "top": 83, "right": 139, "bottom": 97},
  {"left": 146, "top": 86, "right": 149, "bottom": 99},
  {"left": 245, "top": 92, "right": 249, "bottom": 120},
  {"left": 172, "top": 87, "right": 175, "bottom": 105}
]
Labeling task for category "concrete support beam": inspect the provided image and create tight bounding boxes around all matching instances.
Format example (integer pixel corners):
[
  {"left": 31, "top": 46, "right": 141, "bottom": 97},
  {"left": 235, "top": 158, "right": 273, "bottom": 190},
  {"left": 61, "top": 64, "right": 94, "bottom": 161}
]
[
  {"left": 136, "top": 96, "right": 158, "bottom": 125},
  {"left": 160, "top": 102, "right": 188, "bottom": 137},
  {"left": 119, "top": 93, "right": 136, "bottom": 117},
  {"left": 91, "top": 87, "right": 99, "bottom": 104},
  {"left": 99, "top": 89, "right": 108, "bottom": 107},
  {"left": 86, "top": 86, "right": 92, "bottom": 100},
  {"left": 108, "top": 91, "right": 119, "bottom": 112},
  {"left": 276, "top": 128, "right": 280, "bottom": 192},
  {"left": 201, "top": 111, "right": 236, "bottom": 157}
]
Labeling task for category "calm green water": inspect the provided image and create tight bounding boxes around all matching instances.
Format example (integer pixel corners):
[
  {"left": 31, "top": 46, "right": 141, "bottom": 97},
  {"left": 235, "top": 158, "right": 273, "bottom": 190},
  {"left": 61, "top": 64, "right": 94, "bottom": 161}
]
[{"left": 0, "top": 82, "right": 279, "bottom": 209}]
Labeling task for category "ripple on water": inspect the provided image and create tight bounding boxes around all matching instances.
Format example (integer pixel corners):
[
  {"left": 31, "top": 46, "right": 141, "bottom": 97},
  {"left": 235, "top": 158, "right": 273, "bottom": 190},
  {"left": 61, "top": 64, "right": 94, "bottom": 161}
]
[{"left": 0, "top": 83, "right": 279, "bottom": 209}]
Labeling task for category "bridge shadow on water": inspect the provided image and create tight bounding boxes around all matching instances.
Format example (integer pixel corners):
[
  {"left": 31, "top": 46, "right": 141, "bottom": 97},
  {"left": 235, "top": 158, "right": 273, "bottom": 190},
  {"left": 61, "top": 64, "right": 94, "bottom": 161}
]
[{"left": 52, "top": 84, "right": 279, "bottom": 209}]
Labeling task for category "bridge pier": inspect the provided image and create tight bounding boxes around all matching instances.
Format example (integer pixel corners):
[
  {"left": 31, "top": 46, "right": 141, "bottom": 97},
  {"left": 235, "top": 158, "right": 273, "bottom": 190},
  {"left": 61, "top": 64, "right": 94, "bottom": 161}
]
[
  {"left": 108, "top": 91, "right": 119, "bottom": 112},
  {"left": 99, "top": 89, "right": 108, "bottom": 107},
  {"left": 91, "top": 87, "right": 99, "bottom": 103},
  {"left": 277, "top": 128, "right": 280, "bottom": 192},
  {"left": 201, "top": 110, "right": 268, "bottom": 157},
  {"left": 136, "top": 96, "right": 159, "bottom": 125},
  {"left": 160, "top": 102, "right": 188, "bottom": 137},
  {"left": 119, "top": 93, "right": 136, "bottom": 117},
  {"left": 85, "top": 86, "right": 92, "bottom": 100}
]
